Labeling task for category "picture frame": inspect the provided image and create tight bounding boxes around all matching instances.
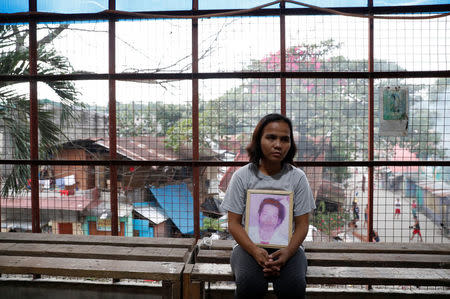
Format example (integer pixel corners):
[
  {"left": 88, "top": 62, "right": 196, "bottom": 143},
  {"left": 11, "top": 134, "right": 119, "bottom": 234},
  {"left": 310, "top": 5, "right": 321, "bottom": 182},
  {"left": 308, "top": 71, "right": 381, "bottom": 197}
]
[
  {"left": 245, "top": 189, "right": 293, "bottom": 248},
  {"left": 379, "top": 86, "right": 409, "bottom": 136}
]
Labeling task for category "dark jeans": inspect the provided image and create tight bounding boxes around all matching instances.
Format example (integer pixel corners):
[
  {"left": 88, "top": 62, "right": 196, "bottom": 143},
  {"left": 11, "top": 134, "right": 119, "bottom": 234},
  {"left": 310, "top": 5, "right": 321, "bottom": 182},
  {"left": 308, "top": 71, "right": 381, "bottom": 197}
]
[{"left": 230, "top": 245, "right": 307, "bottom": 299}]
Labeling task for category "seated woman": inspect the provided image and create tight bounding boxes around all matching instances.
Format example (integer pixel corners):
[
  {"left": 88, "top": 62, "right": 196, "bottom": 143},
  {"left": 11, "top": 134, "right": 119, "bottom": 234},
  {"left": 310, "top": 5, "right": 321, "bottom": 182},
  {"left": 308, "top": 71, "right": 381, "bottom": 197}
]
[{"left": 221, "top": 113, "right": 316, "bottom": 299}]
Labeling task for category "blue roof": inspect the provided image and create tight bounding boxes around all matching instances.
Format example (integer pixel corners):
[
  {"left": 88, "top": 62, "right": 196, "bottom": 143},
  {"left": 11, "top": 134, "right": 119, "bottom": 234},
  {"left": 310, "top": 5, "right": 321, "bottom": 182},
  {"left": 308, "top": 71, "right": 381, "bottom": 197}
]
[{"left": 149, "top": 183, "right": 203, "bottom": 235}]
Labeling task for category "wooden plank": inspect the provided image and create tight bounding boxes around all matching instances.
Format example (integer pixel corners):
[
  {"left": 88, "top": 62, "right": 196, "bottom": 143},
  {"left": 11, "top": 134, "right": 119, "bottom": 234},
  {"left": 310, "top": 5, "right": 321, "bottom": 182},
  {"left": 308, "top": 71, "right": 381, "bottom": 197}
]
[
  {"left": 183, "top": 264, "right": 194, "bottom": 299},
  {"left": 191, "top": 263, "right": 233, "bottom": 281},
  {"left": 205, "top": 287, "right": 450, "bottom": 299},
  {"left": 0, "top": 256, "right": 184, "bottom": 281},
  {"left": 306, "top": 252, "right": 450, "bottom": 268},
  {"left": 196, "top": 239, "right": 450, "bottom": 255},
  {"left": 196, "top": 249, "right": 450, "bottom": 269},
  {"left": 196, "top": 250, "right": 230, "bottom": 263},
  {"left": 197, "top": 239, "right": 235, "bottom": 250},
  {"left": 0, "top": 242, "right": 189, "bottom": 262},
  {"left": 190, "top": 263, "right": 450, "bottom": 286},
  {"left": 303, "top": 242, "right": 450, "bottom": 255},
  {"left": 0, "top": 233, "right": 196, "bottom": 250},
  {"left": 307, "top": 266, "right": 450, "bottom": 287}
]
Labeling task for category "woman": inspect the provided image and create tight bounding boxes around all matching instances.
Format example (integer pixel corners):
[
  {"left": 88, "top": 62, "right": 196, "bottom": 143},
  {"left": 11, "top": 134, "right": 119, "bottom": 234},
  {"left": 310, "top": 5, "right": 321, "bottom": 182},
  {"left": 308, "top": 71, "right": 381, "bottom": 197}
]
[{"left": 221, "top": 113, "right": 316, "bottom": 299}]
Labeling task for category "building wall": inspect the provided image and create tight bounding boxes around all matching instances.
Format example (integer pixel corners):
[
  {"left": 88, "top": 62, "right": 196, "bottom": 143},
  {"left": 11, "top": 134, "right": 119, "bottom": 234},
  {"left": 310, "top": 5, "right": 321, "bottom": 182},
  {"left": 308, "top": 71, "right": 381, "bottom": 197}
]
[{"left": 53, "top": 149, "right": 95, "bottom": 190}]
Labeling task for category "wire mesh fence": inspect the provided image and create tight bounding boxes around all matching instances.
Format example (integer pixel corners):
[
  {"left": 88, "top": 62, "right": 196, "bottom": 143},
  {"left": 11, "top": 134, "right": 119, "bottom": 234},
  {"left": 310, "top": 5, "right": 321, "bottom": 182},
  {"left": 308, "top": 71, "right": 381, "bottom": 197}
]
[{"left": 0, "top": 4, "right": 449, "bottom": 247}]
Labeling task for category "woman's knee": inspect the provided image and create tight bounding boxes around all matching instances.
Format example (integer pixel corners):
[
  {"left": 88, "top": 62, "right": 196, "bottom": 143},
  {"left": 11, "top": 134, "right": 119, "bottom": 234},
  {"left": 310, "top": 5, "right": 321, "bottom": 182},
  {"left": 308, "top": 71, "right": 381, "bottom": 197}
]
[
  {"left": 231, "top": 245, "right": 268, "bottom": 298},
  {"left": 235, "top": 276, "right": 268, "bottom": 298},
  {"left": 273, "top": 249, "right": 307, "bottom": 298}
]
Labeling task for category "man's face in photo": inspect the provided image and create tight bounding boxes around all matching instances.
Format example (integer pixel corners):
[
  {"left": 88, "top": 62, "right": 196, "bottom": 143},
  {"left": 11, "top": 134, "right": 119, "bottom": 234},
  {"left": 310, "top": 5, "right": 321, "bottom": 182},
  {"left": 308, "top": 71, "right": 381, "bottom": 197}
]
[{"left": 259, "top": 204, "right": 279, "bottom": 229}]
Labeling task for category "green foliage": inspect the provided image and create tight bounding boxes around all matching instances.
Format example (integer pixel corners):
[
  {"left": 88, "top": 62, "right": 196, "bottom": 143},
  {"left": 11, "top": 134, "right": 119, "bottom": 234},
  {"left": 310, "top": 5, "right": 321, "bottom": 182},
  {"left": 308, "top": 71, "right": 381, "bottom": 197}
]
[
  {"left": 117, "top": 101, "right": 189, "bottom": 137},
  {"left": 163, "top": 38, "right": 445, "bottom": 170},
  {"left": 201, "top": 217, "right": 225, "bottom": 232},
  {"left": 313, "top": 201, "right": 350, "bottom": 236},
  {"left": 0, "top": 24, "right": 82, "bottom": 196}
]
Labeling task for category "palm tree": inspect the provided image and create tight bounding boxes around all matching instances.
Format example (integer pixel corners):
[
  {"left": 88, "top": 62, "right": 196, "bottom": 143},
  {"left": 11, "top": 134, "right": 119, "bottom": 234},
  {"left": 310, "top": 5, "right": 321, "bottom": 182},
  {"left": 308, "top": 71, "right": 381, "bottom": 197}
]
[{"left": 0, "top": 24, "right": 83, "bottom": 196}]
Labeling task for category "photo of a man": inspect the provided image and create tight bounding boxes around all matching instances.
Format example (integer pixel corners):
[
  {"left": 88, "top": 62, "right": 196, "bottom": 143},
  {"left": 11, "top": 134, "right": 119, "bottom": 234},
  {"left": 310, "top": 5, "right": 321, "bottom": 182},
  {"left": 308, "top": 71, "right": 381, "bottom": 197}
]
[{"left": 245, "top": 190, "right": 293, "bottom": 248}]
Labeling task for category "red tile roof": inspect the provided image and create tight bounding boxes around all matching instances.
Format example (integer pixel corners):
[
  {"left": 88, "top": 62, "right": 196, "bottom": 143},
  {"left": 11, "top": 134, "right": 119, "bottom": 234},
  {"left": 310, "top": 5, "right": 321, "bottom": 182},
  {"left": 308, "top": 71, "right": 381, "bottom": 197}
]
[{"left": 388, "top": 145, "right": 419, "bottom": 173}]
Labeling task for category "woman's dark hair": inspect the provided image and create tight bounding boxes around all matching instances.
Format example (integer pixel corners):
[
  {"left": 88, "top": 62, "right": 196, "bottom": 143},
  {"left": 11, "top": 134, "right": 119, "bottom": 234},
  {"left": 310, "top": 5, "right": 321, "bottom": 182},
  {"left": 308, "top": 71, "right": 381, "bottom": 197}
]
[
  {"left": 258, "top": 198, "right": 285, "bottom": 226},
  {"left": 246, "top": 113, "right": 297, "bottom": 165}
]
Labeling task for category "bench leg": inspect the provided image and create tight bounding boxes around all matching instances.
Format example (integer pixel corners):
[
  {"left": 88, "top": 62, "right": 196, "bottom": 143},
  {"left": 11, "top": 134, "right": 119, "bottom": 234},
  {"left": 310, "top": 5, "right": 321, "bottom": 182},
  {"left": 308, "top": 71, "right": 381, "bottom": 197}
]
[
  {"left": 162, "top": 280, "right": 181, "bottom": 299},
  {"left": 190, "top": 280, "right": 204, "bottom": 299}
]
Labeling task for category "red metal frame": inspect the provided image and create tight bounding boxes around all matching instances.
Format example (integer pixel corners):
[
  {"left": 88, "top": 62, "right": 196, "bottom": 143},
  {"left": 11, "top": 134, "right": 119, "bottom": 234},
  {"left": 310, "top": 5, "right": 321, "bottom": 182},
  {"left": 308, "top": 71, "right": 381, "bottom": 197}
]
[{"left": 0, "top": 2, "right": 447, "bottom": 237}]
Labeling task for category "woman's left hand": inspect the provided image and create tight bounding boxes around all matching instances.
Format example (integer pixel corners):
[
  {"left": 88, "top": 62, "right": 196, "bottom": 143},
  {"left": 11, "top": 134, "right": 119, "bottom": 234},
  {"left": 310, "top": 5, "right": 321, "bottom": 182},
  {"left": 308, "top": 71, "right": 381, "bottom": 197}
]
[{"left": 265, "top": 247, "right": 293, "bottom": 270}]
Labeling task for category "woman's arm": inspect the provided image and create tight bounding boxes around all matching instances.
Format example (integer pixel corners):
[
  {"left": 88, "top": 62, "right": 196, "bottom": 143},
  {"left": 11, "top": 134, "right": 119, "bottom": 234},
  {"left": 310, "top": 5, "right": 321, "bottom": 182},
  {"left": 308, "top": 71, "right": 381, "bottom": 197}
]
[{"left": 228, "top": 211, "right": 269, "bottom": 268}]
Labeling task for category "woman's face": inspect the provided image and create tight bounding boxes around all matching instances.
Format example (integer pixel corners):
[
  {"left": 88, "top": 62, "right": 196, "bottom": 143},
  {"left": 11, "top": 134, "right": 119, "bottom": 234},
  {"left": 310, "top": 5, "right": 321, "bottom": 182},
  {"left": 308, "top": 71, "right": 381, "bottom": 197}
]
[
  {"left": 260, "top": 120, "right": 291, "bottom": 165},
  {"left": 259, "top": 204, "right": 280, "bottom": 229}
]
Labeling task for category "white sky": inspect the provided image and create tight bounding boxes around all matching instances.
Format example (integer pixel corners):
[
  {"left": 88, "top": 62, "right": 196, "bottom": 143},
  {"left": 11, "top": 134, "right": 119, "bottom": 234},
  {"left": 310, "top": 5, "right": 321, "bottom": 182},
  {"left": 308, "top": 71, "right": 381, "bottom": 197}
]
[{"left": 31, "top": 13, "right": 449, "bottom": 107}]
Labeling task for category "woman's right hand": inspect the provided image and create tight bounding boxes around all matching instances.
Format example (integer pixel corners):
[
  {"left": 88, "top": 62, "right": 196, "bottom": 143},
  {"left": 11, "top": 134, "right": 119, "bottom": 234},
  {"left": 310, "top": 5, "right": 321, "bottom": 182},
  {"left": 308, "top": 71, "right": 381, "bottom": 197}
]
[{"left": 251, "top": 246, "right": 269, "bottom": 268}]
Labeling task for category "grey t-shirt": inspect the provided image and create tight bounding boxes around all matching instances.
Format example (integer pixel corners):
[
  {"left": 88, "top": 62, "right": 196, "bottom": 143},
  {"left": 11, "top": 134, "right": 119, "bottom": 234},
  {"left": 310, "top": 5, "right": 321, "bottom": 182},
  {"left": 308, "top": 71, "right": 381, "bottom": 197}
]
[{"left": 221, "top": 163, "right": 316, "bottom": 224}]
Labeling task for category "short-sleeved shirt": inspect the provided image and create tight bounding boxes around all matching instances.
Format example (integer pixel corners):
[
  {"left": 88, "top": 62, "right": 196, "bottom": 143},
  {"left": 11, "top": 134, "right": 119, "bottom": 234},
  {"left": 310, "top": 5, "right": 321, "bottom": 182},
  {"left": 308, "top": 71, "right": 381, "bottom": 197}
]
[{"left": 221, "top": 163, "right": 316, "bottom": 225}]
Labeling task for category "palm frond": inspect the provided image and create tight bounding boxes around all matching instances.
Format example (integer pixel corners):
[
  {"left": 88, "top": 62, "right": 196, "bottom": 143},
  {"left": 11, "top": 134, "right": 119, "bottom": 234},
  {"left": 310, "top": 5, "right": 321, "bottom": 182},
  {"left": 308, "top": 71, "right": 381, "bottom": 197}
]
[{"left": 0, "top": 24, "right": 83, "bottom": 196}]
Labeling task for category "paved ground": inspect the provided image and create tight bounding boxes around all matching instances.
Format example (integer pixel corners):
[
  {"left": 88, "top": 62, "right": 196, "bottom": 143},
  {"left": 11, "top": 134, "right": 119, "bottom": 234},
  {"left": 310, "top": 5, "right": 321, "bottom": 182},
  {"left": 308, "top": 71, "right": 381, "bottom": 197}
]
[{"left": 345, "top": 171, "right": 449, "bottom": 244}]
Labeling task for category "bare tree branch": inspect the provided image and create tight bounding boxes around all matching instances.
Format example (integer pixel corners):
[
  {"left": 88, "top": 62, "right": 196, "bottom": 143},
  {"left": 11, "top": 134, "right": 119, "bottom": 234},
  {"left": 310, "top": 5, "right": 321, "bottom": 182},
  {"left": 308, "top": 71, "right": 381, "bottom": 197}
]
[
  {"left": 12, "top": 26, "right": 26, "bottom": 51},
  {"left": 38, "top": 24, "right": 70, "bottom": 46}
]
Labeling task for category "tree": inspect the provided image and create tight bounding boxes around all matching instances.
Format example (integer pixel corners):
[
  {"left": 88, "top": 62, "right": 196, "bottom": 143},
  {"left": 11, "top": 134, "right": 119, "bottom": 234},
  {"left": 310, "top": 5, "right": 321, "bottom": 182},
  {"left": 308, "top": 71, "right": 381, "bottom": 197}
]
[
  {"left": 117, "top": 101, "right": 189, "bottom": 137},
  {"left": 166, "top": 39, "right": 443, "bottom": 180},
  {"left": 0, "top": 24, "right": 83, "bottom": 196}
]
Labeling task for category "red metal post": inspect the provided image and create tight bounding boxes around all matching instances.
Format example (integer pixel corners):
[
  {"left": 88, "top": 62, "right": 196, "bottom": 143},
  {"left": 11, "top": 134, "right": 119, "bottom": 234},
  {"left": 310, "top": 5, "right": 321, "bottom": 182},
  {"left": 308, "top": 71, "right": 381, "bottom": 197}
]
[
  {"left": 29, "top": 0, "right": 40, "bottom": 234},
  {"left": 367, "top": 0, "right": 374, "bottom": 242},
  {"left": 280, "top": 0, "right": 286, "bottom": 116},
  {"left": 192, "top": 0, "right": 200, "bottom": 239},
  {"left": 109, "top": 0, "right": 118, "bottom": 236}
]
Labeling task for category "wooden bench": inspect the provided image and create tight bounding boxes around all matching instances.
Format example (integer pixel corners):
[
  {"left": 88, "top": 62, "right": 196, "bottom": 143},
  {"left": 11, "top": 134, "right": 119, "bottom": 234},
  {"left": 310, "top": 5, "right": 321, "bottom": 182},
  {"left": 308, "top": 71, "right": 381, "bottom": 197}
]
[
  {"left": 184, "top": 239, "right": 450, "bottom": 299},
  {"left": 0, "top": 232, "right": 196, "bottom": 299}
]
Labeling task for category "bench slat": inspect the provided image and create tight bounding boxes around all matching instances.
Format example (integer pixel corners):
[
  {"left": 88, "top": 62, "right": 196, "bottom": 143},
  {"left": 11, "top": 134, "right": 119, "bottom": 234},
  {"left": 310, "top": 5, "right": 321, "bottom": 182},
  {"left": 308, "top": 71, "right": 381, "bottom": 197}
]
[
  {"left": 0, "top": 255, "right": 185, "bottom": 281},
  {"left": 307, "top": 252, "right": 450, "bottom": 268},
  {"left": 0, "top": 242, "right": 189, "bottom": 262},
  {"left": 304, "top": 242, "right": 450, "bottom": 255},
  {"left": 190, "top": 263, "right": 450, "bottom": 286},
  {"left": 196, "top": 249, "right": 450, "bottom": 268},
  {"left": 0, "top": 233, "right": 195, "bottom": 250},
  {"left": 197, "top": 239, "right": 450, "bottom": 255},
  {"left": 307, "top": 266, "right": 450, "bottom": 286}
]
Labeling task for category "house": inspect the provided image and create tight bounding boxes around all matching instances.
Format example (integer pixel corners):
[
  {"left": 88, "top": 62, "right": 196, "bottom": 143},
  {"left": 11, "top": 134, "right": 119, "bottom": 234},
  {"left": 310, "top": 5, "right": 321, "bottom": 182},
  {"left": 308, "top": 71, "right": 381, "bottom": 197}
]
[
  {"left": 385, "top": 145, "right": 420, "bottom": 192},
  {"left": 1, "top": 188, "right": 99, "bottom": 234},
  {"left": 148, "top": 183, "right": 204, "bottom": 235},
  {"left": 79, "top": 195, "right": 134, "bottom": 236},
  {"left": 49, "top": 136, "right": 218, "bottom": 236},
  {"left": 133, "top": 201, "right": 171, "bottom": 237}
]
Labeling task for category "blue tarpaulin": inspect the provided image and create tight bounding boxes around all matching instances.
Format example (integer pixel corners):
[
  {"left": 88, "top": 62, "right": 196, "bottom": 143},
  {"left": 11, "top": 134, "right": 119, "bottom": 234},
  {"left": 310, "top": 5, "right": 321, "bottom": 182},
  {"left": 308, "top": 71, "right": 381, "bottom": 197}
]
[{"left": 149, "top": 183, "right": 203, "bottom": 235}]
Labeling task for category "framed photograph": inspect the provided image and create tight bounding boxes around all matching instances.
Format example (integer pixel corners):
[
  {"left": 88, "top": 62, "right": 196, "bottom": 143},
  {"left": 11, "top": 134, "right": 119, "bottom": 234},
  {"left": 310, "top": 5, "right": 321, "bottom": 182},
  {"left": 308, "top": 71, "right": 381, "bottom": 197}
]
[{"left": 245, "top": 189, "right": 293, "bottom": 248}]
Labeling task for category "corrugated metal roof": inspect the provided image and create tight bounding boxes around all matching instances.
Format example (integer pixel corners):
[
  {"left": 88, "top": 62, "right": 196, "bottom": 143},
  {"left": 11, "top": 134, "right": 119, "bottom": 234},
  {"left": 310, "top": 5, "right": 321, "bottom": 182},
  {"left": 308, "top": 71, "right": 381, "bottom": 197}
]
[
  {"left": 134, "top": 203, "right": 169, "bottom": 225},
  {"left": 149, "top": 183, "right": 203, "bottom": 234},
  {"left": 86, "top": 200, "right": 133, "bottom": 218},
  {"left": 91, "top": 136, "right": 217, "bottom": 161},
  {"left": 1, "top": 194, "right": 95, "bottom": 211},
  {"left": 95, "top": 136, "right": 186, "bottom": 161}
]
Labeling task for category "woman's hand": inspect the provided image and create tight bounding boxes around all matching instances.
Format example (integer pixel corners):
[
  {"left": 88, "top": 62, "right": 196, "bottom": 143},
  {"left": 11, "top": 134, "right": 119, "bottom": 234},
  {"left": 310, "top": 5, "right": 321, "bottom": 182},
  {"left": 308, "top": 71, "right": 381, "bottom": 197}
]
[
  {"left": 262, "top": 257, "right": 281, "bottom": 277},
  {"left": 263, "top": 214, "right": 309, "bottom": 276},
  {"left": 265, "top": 247, "right": 292, "bottom": 270},
  {"left": 251, "top": 247, "right": 270, "bottom": 268}
]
